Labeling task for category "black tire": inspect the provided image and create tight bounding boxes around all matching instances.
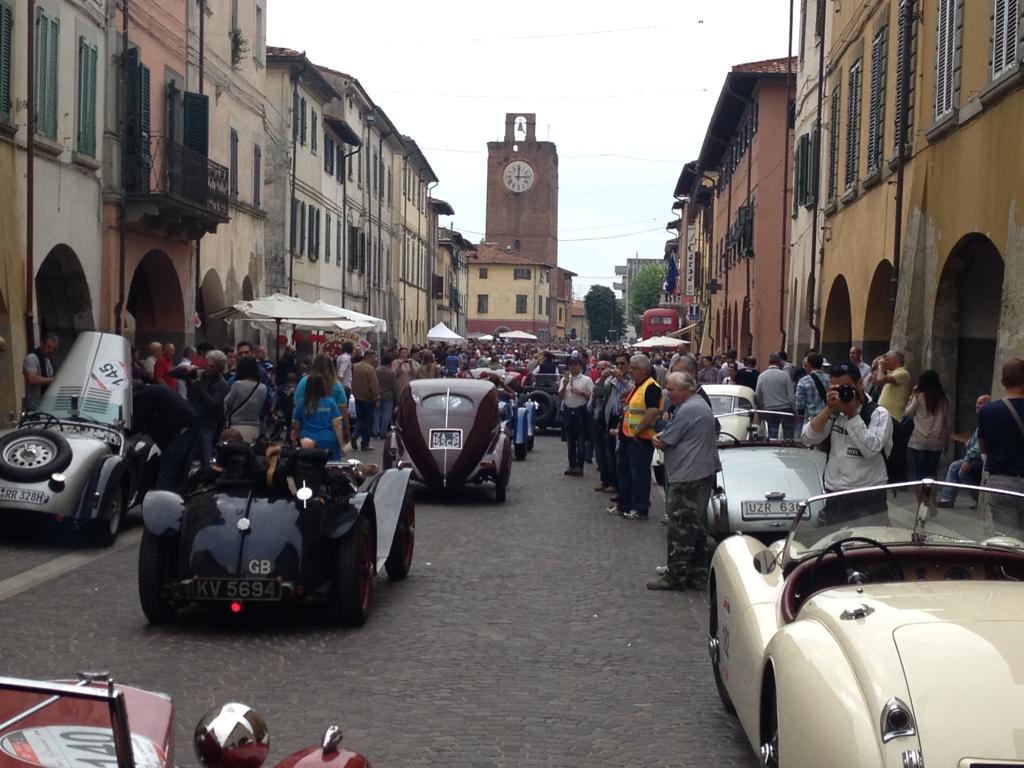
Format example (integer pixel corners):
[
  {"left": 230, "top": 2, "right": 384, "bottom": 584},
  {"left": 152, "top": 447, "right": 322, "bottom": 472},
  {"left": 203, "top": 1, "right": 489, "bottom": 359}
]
[
  {"left": 709, "top": 578, "right": 736, "bottom": 713},
  {"left": 759, "top": 669, "right": 779, "bottom": 768},
  {"left": 527, "top": 390, "right": 556, "bottom": 428},
  {"left": 384, "top": 488, "right": 415, "bottom": 581},
  {"left": 514, "top": 441, "right": 527, "bottom": 461},
  {"left": 86, "top": 486, "right": 123, "bottom": 548},
  {"left": 333, "top": 515, "right": 374, "bottom": 626},
  {"left": 138, "top": 530, "right": 177, "bottom": 624},
  {"left": 527, "top": 435, "right": 535, "bottom": 452},
  {"left": 494, "top": 475, "right": 507, "bottom": 503},
  {"left": 0, "top": 429, "right": 73, "bottom": 483}
]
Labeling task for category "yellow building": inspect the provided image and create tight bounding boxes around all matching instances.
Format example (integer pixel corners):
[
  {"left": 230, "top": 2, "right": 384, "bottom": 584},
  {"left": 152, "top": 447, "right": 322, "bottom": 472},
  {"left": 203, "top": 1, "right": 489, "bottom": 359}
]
[
  {"left": 467, "top": 244, "right": 552, "bottom": 340},
  {"left": 817, "top": 0, "right": 1024, "bottom": 432}
]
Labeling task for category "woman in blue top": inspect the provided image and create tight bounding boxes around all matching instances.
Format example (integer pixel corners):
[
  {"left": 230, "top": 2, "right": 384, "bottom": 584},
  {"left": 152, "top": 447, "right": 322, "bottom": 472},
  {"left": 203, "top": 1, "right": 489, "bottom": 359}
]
[
  {"left": 294, "top": 354, "right": 350, "bottom": 441},
  {"left": 291, "top": 373, "right": 347, "bottom": 459}
]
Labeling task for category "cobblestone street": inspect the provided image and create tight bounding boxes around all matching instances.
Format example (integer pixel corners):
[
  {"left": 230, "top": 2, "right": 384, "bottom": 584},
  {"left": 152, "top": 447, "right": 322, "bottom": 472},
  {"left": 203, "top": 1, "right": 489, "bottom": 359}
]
[{"left": 0, "top": 437, "right": 755, "bottom": 767}]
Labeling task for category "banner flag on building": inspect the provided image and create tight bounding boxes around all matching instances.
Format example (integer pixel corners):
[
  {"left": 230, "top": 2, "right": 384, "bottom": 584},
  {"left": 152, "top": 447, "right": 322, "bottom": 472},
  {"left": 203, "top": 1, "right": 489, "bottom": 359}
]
[
  {"left": 663, "top": 255, "right": 678, "bottom": 294},
  {"left": 684, "top": 225, "right": 696, "bottom": 296}
]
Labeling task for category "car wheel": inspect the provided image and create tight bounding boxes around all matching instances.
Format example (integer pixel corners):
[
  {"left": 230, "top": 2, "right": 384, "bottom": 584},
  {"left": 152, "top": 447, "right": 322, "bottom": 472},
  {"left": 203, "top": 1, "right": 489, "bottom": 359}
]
[
  {"left": 138, "top": 530, "right": 177, "bottom": 624},
  {"left": 514, "top": 441, "right": 527, "bottom": 461},
  {"left": 759, "top": 668, "right": 780, "bottom": 768},
  {"left": 494, "top": 474, "right": 507, "bottom": 503},
  {"left": 708, "top": 577, "right": 736, "bottom": 714},
  {"left": 334, "top": 515, "right": 374, "bottom": 627},
  {"left": 528, "top": 390, "right": 556, "bottom": 427},
  {"left": 86, "top": 487, "right": 123, "bottom": 548},
  {"left": 0, "top": 430, "right": 73, "bottom": 483},
  {"left": 384, "top": 488, "right": 415, "bottom": 581},
  {"left": 527, "top": 435, "right": 535, "bottom": 452}
]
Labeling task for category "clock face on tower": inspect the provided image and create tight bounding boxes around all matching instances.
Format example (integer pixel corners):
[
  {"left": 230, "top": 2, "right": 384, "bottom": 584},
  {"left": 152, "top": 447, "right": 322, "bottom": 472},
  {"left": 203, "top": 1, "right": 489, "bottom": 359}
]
[{"left": 503, "top": 160, "right": 535, "bottom": 193}]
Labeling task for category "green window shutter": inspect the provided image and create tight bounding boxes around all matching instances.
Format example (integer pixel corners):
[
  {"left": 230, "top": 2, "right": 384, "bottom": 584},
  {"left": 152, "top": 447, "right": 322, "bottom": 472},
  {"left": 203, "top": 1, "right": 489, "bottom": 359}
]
[
  {"left": 124, "top": 48, "right": 151, "bottom": 190},
  {"left": 44, "top": 15, "right": 58, "bottom": 140},
  {"left": 0, "top": 2, "right": 13, "bottom": 121},
  {"left": 229, "top": 128, "right": 238, "bottom": 196},
  {"left": 325, "top": 213, "right": 331, "bottom": 259},
  {"left": 76, "top": 37, "right": 97, "bottom": 156},
  {"left": 35, "top": 9, "right": 47, "bottom": 135},
  {"left": 299, "top": 201, "right": 306, "bottom": 254},
  {"left": 253, "top": 144, "right": 261, "bottom": 207},
  {"left": 182, "top": 91, "right": 208, "bottom": 156}
]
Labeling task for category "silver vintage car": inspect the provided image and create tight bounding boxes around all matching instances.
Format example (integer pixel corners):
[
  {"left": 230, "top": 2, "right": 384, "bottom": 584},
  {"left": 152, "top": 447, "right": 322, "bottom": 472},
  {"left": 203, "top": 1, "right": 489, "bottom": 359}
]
[{"left": 0, "top": 332, "right": 160, "bottom": 545}]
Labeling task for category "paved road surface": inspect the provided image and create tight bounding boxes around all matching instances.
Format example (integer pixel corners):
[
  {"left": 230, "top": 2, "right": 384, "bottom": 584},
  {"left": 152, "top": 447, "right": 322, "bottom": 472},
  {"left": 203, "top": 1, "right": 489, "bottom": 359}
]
[{"left": 0, "top": 436, "right": 755, "bottom": 767}]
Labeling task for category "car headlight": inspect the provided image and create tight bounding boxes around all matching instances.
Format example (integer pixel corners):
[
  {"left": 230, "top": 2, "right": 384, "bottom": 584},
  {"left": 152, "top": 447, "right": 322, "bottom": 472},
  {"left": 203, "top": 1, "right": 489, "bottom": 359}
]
[{"left": 880, "top": 696, "right": 916, "bottom": 742}]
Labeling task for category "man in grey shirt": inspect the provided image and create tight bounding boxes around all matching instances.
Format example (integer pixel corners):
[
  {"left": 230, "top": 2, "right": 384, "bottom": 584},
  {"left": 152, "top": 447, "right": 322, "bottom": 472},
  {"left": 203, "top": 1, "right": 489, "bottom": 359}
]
[
  {"left": 648, "top": 372, "right": 720, "bottom": 591},
  {"left": 754, "top": 351, "right": 796, "bottom": 437}
]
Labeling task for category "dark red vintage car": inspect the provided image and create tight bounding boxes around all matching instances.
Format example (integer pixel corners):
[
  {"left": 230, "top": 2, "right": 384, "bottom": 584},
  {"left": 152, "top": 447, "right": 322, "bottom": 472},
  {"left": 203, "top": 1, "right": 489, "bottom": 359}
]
[
  {"left": 384, "top": 379, "right": 512, "bottom": 502},
  {"left": 0, "top": 673, "right": 371, "bottom": 768}
]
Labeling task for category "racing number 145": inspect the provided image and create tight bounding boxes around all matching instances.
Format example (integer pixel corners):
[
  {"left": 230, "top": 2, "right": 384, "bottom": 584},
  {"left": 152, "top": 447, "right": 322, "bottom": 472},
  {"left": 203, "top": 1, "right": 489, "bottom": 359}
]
[{"left": 97, "top": 362, "right": 124, "bottom": 387}]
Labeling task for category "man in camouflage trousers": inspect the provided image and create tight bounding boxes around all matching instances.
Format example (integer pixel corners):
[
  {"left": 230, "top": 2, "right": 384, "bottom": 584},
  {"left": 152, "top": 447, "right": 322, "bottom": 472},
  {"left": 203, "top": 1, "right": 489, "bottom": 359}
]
[{"left": 648, "top": 372, "right": 720, "bottom": 591}]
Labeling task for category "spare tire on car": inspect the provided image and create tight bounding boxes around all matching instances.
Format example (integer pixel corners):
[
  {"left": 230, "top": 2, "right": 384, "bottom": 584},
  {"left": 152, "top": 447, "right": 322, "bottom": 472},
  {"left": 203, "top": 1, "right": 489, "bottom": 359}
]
[
  {"left": 525, "top": 390, "right": 556, "bottom": 430},
  {"left": 0, "top": 429, "right": 73, "bottom": 483}
]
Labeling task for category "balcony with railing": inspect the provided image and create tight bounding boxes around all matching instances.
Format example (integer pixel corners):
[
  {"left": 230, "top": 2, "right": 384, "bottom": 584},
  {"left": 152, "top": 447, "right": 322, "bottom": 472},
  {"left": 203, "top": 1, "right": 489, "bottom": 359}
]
[{"left": 125, "top": 137, "right": 230, "bottom": 238}]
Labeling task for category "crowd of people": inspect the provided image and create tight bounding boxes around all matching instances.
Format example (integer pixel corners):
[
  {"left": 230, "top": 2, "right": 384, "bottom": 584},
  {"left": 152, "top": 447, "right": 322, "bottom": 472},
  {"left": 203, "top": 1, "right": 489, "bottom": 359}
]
[{"left": 10, "top": 326, "right": 1024, "bottom": 584}]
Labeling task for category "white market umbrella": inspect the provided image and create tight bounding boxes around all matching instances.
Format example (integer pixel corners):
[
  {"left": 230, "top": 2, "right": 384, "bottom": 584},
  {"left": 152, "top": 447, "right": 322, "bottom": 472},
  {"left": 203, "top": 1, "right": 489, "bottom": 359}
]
[
  {"left": 313, "top": 300, "right": 387, "bottom": 334},
  {"left": 478, "top": 334, "right": 494, "bottom": 342},
  {"left": 500, "top": 330, "right": 538, "bottom": 340},
  {"left": 632, "top": 335, "right": 690, "bottom": 350},
  {"left": 427, "top": 322, "right": 465, "bottom": 343}
]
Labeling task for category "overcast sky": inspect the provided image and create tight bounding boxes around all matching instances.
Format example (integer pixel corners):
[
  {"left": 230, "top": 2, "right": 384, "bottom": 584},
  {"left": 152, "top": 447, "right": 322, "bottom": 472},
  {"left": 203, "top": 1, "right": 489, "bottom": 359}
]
[{"left": 266, "top": 0, "right": 797, "bottom": 298}]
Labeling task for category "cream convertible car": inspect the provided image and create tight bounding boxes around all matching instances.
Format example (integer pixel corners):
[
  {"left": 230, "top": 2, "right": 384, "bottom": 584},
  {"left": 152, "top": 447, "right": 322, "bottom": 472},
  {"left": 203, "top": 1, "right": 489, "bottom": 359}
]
[{"left": 708, "top": 479, "right": 1024, "bottom": 768}]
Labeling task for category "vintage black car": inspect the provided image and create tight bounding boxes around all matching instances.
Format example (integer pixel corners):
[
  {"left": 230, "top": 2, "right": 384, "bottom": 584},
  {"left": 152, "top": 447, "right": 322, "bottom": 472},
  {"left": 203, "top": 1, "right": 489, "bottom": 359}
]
[
  {"left": 138, "top": 444, "right": 414, "bottom": 627},
  {"left": 384, "top": 379, "right": 512, "bottom": 502},
  {"left": 0, "top": 332, "right": 160, "bottom": 545}
]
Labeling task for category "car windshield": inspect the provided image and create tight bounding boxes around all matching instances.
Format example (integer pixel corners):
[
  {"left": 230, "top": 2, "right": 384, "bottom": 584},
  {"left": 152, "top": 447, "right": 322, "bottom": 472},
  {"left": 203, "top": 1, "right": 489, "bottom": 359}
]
[
  {"left": 708, "top": 394, "right": 753, "bottom": 415},
  {"left": 0, "top": 678, "right": 159, "bottom": 768},
  {"left": 420, "top": 394, "right": 474, "bottom": 412},
  {"left": 786, "top": 482, "right": 1024, "bottom": 563}
]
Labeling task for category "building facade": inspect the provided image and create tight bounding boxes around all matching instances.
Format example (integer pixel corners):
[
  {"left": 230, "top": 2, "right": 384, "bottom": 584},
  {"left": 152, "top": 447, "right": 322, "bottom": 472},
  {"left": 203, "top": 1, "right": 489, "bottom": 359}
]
[
  {"left": 698, "top": 57, "right": 795, "bottom": 367},
  {"left": 189, "top": 0, "right": 267, "bottom": 348},
  {"left": 436, "top": 226, "right": 472, "bottom": 337},
  {"left": 466, "top": 244, "right": 552, "bottom": 340},
  {"left": 814, "top": 0, "right": 1024, "bottom": 432},
  {"left": 786, "top": 0, "right": 833, "bottom": 363}
]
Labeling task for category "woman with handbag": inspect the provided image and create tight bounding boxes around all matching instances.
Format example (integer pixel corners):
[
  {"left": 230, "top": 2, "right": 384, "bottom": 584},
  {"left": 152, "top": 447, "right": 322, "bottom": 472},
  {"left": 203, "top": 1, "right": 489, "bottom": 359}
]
[
  {"left": 223, "top": 356, "right": 269, "bottom": 443},
  {"left": 905, "top": 369, "right": 950, "bottom": 495}
]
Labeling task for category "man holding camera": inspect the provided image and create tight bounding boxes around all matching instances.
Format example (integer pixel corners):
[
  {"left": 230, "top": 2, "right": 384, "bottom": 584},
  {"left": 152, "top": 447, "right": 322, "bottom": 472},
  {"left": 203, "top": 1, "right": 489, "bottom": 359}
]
[{"left": 802, "top": 362, "right": 893, "bottom": 521}]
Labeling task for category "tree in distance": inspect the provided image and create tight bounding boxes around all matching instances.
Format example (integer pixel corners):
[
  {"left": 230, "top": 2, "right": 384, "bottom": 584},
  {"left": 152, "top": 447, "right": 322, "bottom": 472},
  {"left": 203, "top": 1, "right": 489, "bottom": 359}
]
[
  {"left": 629, "top": 263, "right": 668, "bottom": 329},
  {"left": 584, "top": 285, "right": 625, "bottom": 341}
]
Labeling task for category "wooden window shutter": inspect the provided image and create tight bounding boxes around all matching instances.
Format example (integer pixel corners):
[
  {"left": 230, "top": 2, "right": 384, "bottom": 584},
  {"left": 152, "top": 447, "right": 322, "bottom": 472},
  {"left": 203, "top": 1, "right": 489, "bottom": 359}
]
[
  {"left": 0, "top": 2, "right": 11, "bottom": 120},
  {"left": 299, "top": 201, "right": 306, "bottom": 254},
  {"left": 325, "top": 213, "right": 331, "bottom": 259},
  {"left": 845, "top": 60, "right": 862, "bottom": 191},
  {"left": 229, "top": 128, "right": 239, "bottom": 196},
  {"left": 45, "top": 14, "right": 57, "bottom": 139},
  {"left": 299, "top": 97, "right": 306, "bottom": 144},
  {"left": 311, "top": 111, "right": 317, "bottom": 153},
  {"left": 827, "top": 85, "right": 840, "bottom": 200},
  {"left": 252, "top": 144, "right": 261, "bottom": 207},
  {"left": 292, "top": 89, "right": 299, "bottom": 140},
  {"left": 182, "top": 92, "right": 209, "bottom": 156},
  {"left": 936, "top": 0, "right": 956, "bottom": 117},
  {"left": 289, "top": 199, "right": 297, "bottom": 252},
  {"left": 124, "top": 48, "right": 151, "bottom": 191},
  {"left": 993, "top": 0, "right": 1019, "bottom": 78},
  {"left": 868, "top": 27, "right": 887, "bottom": 173},
  {"left": 336, "top": 221, "right": 342, "bottom": 265}
]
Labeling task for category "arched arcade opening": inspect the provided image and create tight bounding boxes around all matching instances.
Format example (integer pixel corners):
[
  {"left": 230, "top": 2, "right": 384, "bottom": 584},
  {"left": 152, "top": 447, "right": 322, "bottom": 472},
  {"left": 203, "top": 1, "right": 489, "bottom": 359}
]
[
  {"left": 35, "top": 245, "right": 95, "bottom": 363},
  {"left": 822, "top": 276, "right": 852, "bottom": 365},
  {"left": 126, "top": 251, "right": 186, "bottom": 351}
]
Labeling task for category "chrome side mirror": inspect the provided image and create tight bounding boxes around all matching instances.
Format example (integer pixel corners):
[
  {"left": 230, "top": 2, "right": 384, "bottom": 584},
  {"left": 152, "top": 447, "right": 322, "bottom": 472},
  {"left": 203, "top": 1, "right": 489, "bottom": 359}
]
[
  {"left": 753, "top": 549, "right": 778, "bottom": 575},
  {"left": 194, "top": 703, "right": 270, "bottom": 768}
]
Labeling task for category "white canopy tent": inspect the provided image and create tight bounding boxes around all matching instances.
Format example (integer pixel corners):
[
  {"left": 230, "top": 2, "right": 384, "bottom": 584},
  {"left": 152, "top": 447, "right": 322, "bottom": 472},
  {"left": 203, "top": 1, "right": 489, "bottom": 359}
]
[
  {"left": 632, "top": 335, "right": 690, "bottom": 350},
  {"left": 312, "top": 300, "right": 387, "bottom": 334},
  {"left": 427, "top": 322, "right": 465, "bottom": 343},
  {"left": 500, "top": 330, "right": 538, "bottom": 341},
  {"left": 477, "top": 334, "right": 494, "bottom": 342}
]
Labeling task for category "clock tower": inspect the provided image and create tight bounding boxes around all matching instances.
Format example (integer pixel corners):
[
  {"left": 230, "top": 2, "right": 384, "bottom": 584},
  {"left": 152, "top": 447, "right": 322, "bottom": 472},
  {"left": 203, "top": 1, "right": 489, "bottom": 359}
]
[{"left": 485, "top": 113, "right": 558, "bottom": 267}]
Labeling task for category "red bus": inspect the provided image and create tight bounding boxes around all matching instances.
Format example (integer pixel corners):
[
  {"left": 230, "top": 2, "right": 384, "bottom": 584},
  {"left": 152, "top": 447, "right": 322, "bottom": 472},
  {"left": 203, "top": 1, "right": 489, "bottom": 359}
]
[{"left": 641, "top": 307, "right": 681, "bottom": 339}]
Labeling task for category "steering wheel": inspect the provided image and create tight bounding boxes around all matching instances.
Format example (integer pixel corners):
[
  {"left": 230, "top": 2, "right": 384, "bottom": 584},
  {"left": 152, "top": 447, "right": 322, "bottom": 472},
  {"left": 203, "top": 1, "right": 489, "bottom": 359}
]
[{"left": 810, "top": 536, "right": 902, "bottom": 586}]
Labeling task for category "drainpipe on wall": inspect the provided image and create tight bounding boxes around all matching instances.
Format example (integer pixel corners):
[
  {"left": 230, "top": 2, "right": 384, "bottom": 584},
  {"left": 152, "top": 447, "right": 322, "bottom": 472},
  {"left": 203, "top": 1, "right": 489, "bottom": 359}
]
[
  {"left": 194, "top": 0, "right": 205, "bottom": 333},
  {"left": 114, "top": 0, "right": 130, "bottom": 335},
  {"left": 779, "top": 0, "right": 795, "bottom": 354},
  {"left": 375, "top": 128, "right": 393, "bottom": 344},
  {"left": 287, "top": 67, "right": 303, "bottom": 296},
  {"left": 24, "top": 0, "right": 36, "bottom": 347},
  {"left": 807, "top": 0, "right": 826, "bottom": 348},
  {"left": 891, "top": 0, "right": 914, "bottom": 313},
  {"left": 427, "top": 179, "right": 438, "bottom": 332}
]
